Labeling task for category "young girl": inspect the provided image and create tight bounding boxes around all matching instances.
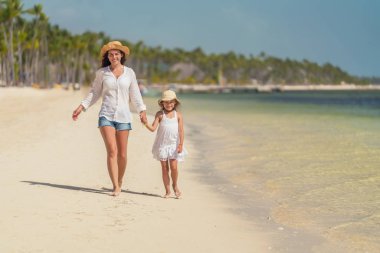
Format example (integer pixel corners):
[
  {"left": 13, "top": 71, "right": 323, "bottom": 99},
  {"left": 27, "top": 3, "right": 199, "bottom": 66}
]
[{"left": 144, "top": 90, "right": 187, "bottom": 198}]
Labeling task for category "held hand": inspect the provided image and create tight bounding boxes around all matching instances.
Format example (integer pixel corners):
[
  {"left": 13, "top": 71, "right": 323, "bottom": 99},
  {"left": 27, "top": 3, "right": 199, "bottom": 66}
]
[
  {"left": 139, "top": 111, "right": 147, "bottom": 124},
  {"left": 72, "top": 105, "right": 84, "bottom": 121},
  {"left": 142, "top": 119, "right": 148, "bottom": 125}
]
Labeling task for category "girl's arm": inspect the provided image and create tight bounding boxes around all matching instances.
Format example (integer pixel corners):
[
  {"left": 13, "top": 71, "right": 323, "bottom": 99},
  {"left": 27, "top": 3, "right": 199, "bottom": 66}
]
[
  {"left": 177, "top": 111, "right": 184, "bottom": 153},
  {"left": 144, "top": 111, "right": 162, "bottom": 132}
]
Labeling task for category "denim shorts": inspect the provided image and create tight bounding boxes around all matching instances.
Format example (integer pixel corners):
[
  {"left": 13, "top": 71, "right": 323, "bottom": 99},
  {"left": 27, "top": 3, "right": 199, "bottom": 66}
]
[{"left": 98, "top": 116, "right": 132, "bottom": 131}]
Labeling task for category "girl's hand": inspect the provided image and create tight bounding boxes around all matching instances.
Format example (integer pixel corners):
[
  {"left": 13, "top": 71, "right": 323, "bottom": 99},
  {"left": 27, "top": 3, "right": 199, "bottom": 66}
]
[
  {"left": 141, "top": 118, "right": 148, "bottom": 125},
  {"left": 177, "top": 144, "right": 183, "bottom": 153}
]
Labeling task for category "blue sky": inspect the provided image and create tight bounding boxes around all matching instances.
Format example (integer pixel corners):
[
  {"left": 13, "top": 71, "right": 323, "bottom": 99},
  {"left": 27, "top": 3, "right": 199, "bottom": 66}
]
[{"left": 23, "top": 0, "right": 380, "bottom": 77}]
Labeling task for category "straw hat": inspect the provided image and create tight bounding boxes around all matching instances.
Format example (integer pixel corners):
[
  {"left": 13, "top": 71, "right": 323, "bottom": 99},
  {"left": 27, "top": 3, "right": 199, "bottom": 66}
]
[
  {"left": 158, "top": 90, "right": 180, "bottom": 104},
  {"left": 100, "top": 41, "right": 130, "bottom": 57}
]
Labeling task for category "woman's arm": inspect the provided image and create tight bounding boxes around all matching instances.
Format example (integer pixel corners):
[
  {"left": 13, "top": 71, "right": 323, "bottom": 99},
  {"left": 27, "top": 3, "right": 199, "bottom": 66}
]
[
  {"left": 128, "top": 68, "right": 147, "bottom": 115},
  {"left": 177, "top": 111, "right": 184, "bottom": 153},
  {"left": 144, "top": 112, "right": 162, "bottom": 132},
  {"left": 81, "top": 69, "right": 103, "bottom": 109},
  {"left": 72, "top": 69, "right": 103, "bottom": 121}
]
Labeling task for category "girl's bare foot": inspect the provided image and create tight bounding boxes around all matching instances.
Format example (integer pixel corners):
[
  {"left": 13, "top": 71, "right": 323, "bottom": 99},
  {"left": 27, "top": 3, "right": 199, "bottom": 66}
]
[
  {"left": 173, "top": 185, "right": 181, "bottom": 199},
  {"left": 175, "top": 190, "right": 182, "bottom": 199}
]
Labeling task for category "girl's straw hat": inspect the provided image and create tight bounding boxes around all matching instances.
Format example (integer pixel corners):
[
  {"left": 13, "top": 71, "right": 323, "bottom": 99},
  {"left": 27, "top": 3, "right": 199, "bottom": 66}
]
[
  {"left": 100, "top": 41, "right": 130, "bottom": 57},
  {"left": 158, "top": 90, "right": 180, "bottom": 104}
]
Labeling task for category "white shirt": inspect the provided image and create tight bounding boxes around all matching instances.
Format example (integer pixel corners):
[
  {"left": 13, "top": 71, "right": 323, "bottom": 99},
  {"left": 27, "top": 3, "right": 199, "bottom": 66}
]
[{"left": 81, "top": 66, "right": 146, "bottom": 123}]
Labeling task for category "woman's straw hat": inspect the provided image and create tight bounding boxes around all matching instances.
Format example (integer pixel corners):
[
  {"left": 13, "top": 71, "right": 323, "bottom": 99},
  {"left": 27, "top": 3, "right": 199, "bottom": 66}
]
[
  {"left": 158, "top": 90, "right": 180, "bottom": 104},
  {"left": 100, "top": 41, "right": 130, "bottom": 57}
]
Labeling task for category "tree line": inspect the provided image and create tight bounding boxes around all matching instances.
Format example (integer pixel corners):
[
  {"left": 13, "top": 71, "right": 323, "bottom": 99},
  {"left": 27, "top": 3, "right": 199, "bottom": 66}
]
[{"left": 0, "top": 0, "right": 373, "bottom": 88}]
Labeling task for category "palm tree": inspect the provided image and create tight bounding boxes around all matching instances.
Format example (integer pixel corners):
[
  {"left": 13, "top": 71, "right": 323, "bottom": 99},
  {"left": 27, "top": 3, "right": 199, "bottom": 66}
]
[
  {"left": 27, "top": 4, "right": 49, "bottom": 86},
  {"left": 15, "top": 16, "right": 27, "bottom": 84},
  {"left": 0, "top": 0, "right": 24, "bottom": 86}
]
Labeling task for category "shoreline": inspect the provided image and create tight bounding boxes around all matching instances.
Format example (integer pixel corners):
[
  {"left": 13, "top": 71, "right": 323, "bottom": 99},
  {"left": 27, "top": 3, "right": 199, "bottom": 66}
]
[
  {"left": 146, "top": 83, "right": 380, "bottom": 94},
  {"left": 2, "top": 83, "right": 380, "bottom": 94}
]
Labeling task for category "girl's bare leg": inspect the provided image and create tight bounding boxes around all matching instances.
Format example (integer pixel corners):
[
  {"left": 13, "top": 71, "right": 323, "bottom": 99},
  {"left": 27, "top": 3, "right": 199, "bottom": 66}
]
[
  {"left": 100, "top": 126, "right": 120, "bottom": 196},
  {"left": 116, "top": 130, "right": 129, "bottom": 189},
  {"left": 169, "top": 159, "right": 181, "bottom": 198},
  {"left": 160, "top": 160, "right": 171, "bottom": 197}
]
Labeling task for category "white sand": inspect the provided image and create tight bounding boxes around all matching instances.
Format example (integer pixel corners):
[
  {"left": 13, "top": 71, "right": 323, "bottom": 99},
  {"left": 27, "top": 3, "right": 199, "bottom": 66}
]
[{"left": 0, "top": 87, "right": 269, "bottom": 253}]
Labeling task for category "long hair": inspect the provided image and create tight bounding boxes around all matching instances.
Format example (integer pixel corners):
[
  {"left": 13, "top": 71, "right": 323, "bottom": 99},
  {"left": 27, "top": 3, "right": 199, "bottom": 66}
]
[{"left": 101, "top": 50, "right": 126, "bottom": 67}]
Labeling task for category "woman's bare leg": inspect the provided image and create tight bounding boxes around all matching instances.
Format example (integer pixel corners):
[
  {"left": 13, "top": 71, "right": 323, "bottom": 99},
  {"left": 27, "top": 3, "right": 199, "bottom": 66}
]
[
  {"left": 100, "top": 126, "right": 120, "bottom": 196},
  {"left": 116, "top": 130, "right": 129, "bottom": 189},
  {"left": 160, "top": 160, "right": 171, "bottom": 197},
  {"left": 169, "top": 159, "right": 181, "bottom": 198}
]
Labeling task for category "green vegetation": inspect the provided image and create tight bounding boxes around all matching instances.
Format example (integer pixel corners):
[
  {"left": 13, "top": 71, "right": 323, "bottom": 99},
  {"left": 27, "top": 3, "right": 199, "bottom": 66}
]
[{"left": 0, "top": 0, "right": 373, "bottom": 87}]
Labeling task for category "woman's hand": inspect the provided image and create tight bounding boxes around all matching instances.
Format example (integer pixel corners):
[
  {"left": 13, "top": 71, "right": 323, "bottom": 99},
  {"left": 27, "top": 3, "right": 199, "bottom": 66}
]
[
  {"left": 139, "top": 111, "right": 147, "bottom": 124},
  {"left": 72, "top": 105, "right": 84, "bottom": 121}
]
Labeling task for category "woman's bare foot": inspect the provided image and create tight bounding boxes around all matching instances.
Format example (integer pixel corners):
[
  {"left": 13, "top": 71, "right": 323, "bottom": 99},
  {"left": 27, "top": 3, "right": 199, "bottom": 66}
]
[
  {"left": 111, "top": 187, "right": 121, "bottom": 197},
  {"left": 163, "top": 192, "right": 171, "bottom": 198}
]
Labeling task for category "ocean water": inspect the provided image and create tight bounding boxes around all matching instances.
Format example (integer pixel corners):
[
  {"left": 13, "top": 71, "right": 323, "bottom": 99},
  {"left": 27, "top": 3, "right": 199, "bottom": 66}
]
[{"left": 144, "top": 90, "right": 380, "bottom": 252}]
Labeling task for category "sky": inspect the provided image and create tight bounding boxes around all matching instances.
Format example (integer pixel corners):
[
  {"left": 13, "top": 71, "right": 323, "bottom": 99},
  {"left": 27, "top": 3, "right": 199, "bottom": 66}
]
[{"left": 23, "top": 0, "right": 380, "bottom": 77}]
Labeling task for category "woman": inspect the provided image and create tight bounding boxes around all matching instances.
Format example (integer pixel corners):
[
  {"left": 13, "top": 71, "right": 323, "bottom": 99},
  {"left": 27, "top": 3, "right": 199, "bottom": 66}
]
[{"left": 72, "top": 41, "right": 147, "bottom": 196}]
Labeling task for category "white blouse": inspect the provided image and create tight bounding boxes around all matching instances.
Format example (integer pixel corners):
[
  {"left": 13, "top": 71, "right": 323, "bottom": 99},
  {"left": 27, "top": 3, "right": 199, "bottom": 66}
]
[{"left": 81, "top": 66, "right": 146, "bottom": 123}]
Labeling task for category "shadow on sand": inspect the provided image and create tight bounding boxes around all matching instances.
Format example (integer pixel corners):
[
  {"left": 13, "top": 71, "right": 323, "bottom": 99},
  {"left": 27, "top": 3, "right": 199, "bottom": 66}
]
[
  {"left": 21, "top": 181, "right": 162, "bottom": 198},
  {"left": 101, "top": 187, "right": 162, "bottom": 198}
]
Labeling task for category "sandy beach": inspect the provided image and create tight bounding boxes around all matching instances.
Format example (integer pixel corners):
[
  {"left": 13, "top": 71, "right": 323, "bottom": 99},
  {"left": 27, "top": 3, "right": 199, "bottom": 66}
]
[{"left": 0, "top": 88, "right": 269, "bottom": 253}]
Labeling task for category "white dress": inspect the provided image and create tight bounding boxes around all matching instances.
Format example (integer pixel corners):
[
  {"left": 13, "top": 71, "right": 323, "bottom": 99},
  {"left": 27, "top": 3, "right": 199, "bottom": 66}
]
[{"left": 152, "top": 110, "right": 187, "bottom": 161}]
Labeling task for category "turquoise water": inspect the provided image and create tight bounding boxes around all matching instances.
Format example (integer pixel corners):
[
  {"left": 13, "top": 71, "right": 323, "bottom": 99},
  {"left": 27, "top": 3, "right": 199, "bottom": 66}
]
[{"left": 144, "top": 90, "right": 380, "bottom": 252}]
